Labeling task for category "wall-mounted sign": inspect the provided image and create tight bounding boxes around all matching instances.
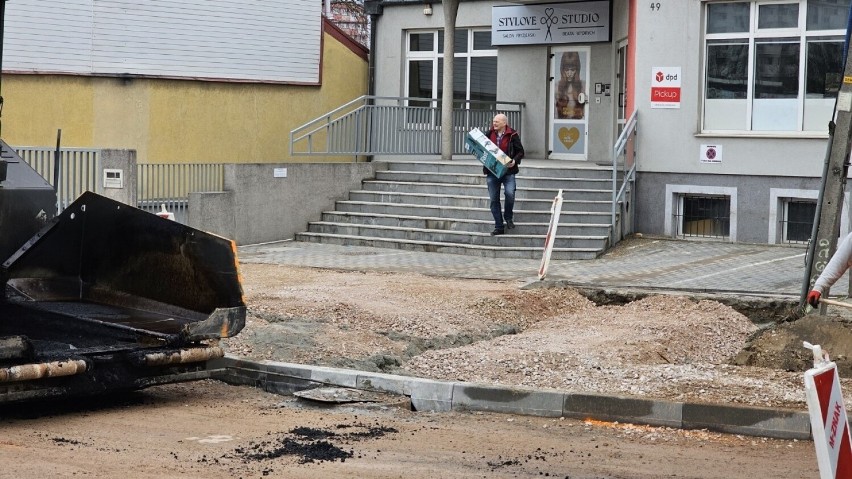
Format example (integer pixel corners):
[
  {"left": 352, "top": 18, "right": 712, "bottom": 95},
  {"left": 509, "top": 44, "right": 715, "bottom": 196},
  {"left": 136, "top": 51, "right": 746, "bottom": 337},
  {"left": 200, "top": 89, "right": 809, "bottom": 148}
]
[
  {"left": 103, "top": 168, "right": 123, "bottom": 189},
  {"left": 651, "top": 67, "right": 681, "bottom": 109},
  {"left": 491, "top": 1, "right": 612, "bottom": 46},
  {"left": 700, "top": 144, "right": 722, "bottom": 164}
]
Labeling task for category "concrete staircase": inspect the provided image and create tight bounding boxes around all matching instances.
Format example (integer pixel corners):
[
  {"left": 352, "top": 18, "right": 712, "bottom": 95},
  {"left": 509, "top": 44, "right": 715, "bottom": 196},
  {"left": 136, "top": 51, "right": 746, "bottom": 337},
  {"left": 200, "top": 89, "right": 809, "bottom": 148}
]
[{"left": 295, "top": 159, "right": 616, "bottom": 260}]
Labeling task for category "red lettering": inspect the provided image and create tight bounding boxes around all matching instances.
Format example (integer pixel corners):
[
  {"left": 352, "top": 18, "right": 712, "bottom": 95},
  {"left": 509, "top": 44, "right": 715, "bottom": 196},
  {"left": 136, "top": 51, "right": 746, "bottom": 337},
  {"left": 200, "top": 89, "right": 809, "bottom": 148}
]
[{"left": 830, "top": 402, "right": 843, "bottom": 448}]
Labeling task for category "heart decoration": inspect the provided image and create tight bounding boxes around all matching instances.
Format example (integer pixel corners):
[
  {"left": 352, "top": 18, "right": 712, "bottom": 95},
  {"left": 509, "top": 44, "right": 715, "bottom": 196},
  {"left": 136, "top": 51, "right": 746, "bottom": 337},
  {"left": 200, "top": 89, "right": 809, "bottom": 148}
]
[{"left": 558, "top": 127, "right": 580, "bottom": 149}]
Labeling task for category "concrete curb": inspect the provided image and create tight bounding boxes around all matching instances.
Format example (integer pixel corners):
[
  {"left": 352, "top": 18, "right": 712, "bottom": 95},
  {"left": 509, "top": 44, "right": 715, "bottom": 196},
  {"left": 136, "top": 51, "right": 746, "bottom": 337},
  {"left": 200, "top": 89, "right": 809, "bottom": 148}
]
[{"left": 208, "top": 356, "right": 812, "bottom": 440}]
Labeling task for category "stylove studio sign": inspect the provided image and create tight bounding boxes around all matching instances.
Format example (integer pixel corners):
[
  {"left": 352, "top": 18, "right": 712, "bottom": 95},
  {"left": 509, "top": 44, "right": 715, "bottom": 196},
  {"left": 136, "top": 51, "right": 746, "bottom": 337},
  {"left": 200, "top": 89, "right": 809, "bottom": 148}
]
[{"left": 491, "top": 1, "right": 612, "bottom": 46}]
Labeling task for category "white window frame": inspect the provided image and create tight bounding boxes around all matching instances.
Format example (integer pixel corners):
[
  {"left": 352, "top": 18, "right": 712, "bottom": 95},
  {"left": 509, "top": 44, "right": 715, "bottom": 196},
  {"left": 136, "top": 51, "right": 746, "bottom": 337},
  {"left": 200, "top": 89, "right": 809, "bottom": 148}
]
[
  {"left": 701, "top": 0, "right": 847, "bottom": 135},
  {"left": 404, "top": 28, "right": 497, "bottom": 109}
]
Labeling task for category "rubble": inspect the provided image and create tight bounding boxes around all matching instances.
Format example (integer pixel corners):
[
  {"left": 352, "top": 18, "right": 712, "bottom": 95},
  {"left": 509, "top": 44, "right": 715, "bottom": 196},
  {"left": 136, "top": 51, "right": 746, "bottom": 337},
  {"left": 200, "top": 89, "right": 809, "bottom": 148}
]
[{"left": 225, "top": 263, "right": 845, "bottom": 410}]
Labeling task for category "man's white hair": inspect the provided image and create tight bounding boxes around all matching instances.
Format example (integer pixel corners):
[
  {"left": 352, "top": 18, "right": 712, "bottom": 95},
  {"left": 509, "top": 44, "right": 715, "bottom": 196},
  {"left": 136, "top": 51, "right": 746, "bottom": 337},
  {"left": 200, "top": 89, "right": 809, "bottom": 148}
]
[{"left": 493, "top": 113, "right": 508, "bottom": 123}]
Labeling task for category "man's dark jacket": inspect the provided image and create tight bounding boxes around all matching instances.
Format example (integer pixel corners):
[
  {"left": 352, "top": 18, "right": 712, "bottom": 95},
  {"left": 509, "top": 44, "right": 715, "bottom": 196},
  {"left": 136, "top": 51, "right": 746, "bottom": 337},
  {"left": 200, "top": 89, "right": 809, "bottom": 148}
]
[{"left": 483, "top": 125, "right": 525, "bottom": 176}]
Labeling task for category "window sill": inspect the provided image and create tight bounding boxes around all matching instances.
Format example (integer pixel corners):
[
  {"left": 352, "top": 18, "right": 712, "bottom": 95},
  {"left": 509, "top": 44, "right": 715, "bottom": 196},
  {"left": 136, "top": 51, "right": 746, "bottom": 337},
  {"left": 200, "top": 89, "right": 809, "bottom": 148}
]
[{"left": 695, "top": 131, "right": 829, "bottom": 140}]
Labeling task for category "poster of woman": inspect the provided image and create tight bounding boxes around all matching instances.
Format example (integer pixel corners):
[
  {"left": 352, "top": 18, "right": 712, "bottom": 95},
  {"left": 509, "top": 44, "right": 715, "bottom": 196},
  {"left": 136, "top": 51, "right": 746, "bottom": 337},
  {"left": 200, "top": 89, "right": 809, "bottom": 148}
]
[
  {"left": 555, "top": 51, "right": 586, "bottom": 120},
  {"left": 550, "top": 47, "right": 589, "bottom": 160}
]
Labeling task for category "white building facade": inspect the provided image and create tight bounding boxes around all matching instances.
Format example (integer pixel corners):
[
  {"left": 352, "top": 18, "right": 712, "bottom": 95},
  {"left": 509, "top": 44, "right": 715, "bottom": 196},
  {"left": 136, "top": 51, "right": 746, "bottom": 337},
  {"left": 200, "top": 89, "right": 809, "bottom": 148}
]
[{"left": 369, "top": 0, "right": 851, "bottom": 244}]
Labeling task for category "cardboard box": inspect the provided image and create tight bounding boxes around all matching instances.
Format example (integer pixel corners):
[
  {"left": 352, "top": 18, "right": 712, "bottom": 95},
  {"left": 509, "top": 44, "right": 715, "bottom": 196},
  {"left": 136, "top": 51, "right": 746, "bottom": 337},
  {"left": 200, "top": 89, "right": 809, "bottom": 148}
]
[{"left": 465, "top": 128, "right": 512, "bottom": 178}]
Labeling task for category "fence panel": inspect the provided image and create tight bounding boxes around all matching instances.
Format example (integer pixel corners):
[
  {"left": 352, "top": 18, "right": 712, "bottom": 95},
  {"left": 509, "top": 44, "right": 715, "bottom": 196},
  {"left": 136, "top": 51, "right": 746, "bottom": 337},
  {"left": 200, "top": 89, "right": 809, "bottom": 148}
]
[
  {"left": 136, "top": 163, "right": 225, "bottom": 224},
  {"left": 15, "top": 147, "right": 99, "bottom": 211}
]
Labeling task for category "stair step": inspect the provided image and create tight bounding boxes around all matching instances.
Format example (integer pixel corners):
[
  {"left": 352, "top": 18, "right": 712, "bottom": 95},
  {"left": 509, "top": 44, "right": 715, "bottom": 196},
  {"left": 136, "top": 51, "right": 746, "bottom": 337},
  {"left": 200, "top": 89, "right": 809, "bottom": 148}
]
[
  {"left": 379, "top": 160, "right": 620, "bottom": 179},
  {"left": 307, "top": 222, "right": 608, "bottom": 249},
  {"left": 375, "top": 170, "right": 613, "bottom": 190},
  {"left": 335, "top": 201, "right": 614, "bottom": 223},
  {"left": 295, "top": 159, "right": 618, "bottom": 259},
  {"left": 294, "top": 232, "right": 604, "bottom": 260},
  {"left": 348, "top": 191, "right": 613, "bottom": 212},
  {"left": 319, "top": 211, "right": 613, "bottom": 236},
  {"left": 362, "top": 180, "right": 612, "bottom": 201}
]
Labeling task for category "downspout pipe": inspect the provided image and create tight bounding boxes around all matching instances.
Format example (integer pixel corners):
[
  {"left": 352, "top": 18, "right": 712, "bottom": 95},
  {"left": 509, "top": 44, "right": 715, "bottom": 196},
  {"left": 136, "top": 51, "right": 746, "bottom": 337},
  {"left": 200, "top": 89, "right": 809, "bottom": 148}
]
[
  {"left": 365, "top": 1, "right": 384, "bottom": 163},
  {"left": 365, "top": 1, "right": 382, "bottom": 97},
  {"left": 0, "top": 0, "right": 6, "bottom": 138},
  {"left": 0, "top": 0, "right": 7, "bottom": 182}
]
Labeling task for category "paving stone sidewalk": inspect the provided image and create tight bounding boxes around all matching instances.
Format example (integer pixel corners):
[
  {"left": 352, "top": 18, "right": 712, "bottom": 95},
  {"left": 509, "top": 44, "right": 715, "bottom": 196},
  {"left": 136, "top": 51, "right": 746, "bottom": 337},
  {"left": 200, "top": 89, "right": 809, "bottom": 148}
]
[{"left": 238, "top": 236, "right": 819, "bottom": 298}]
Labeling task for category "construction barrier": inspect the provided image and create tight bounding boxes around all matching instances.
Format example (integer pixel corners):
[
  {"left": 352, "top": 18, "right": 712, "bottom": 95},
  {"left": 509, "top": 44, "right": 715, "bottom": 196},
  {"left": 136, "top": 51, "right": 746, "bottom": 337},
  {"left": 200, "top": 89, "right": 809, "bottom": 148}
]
[
  {"left": 538, "top": 189, "right": 563, "bottom": 280},
  {"left": 804, "top": 341, "right": 852, "bottom": 479}
]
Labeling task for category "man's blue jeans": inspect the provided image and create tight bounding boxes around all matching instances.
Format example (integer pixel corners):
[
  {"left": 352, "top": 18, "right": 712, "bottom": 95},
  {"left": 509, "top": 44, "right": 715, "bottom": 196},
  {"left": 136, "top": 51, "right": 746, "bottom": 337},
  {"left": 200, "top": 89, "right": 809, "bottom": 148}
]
[{"left": 486, "top": 172, "right": 516, "bottom": 230}]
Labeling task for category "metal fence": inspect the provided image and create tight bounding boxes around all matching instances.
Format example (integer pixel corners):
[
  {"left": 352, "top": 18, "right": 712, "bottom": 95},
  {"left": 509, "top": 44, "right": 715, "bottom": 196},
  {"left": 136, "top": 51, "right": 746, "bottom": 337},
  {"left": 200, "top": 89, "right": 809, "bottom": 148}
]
[
  {"left": 16, "top": 147, "right": 100, "bottom": 211},
  {"left": 291, "top": 95, "right": 525, "bottom": 156},
  {"left": 137, "top": 163, "right": 225, "bottom": 224}
]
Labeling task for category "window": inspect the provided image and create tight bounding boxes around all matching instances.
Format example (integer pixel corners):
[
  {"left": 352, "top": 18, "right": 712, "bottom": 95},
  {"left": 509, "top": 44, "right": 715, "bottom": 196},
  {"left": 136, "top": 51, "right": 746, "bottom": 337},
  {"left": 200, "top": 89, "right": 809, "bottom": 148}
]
[
  {"left": 665, "top": 185, "right": 737, "bottom": 240},
  {"left": 703, "top": 0, "right": 850, "bottom": 133},
  {"left": 781, "top": 199, "right": 816, "bottom": 243},
  {"left": 675, "top": 195, "right": 731, "bottom": 239},
  {"left": 405, "top": 29, "right": 497, "bottom": 110}
]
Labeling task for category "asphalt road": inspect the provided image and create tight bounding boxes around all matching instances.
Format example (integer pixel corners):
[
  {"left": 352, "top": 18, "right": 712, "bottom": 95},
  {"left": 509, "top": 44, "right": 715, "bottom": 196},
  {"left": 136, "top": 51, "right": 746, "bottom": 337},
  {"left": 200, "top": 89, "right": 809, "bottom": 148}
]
[{"left": 0, "top": 380, "right": 819, "bottom": 479}]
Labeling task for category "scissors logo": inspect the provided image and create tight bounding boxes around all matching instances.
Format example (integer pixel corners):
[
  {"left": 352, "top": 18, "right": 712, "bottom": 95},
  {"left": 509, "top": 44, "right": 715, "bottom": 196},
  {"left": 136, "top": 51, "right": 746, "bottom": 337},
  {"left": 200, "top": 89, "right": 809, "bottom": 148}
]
[{"left": 541, "top": 8, "right": 557, "bottom": 42}]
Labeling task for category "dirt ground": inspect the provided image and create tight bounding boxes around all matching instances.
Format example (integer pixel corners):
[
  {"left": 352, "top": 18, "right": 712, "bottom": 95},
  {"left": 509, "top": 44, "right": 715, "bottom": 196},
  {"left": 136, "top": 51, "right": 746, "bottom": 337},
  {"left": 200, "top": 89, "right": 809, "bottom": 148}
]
[
  {"left": 224, "top": 263, "right": 852, "bottom": 410},
  {"left": 0, "top": 380, "right": 818, "bottom": 479}
]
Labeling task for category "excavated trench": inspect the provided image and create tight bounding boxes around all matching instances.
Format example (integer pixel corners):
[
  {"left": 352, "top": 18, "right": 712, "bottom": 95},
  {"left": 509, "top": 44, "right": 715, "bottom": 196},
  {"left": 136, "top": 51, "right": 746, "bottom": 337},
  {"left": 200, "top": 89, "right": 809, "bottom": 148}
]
[
  {"left": 242, "top": 287, "right": 805, "bottom": 375},
  {"left": 572, "top": 287, "right": 799, "bottom": 325},
  {"left": 571, "top": 288, "right": 852, "bottom": 377}
]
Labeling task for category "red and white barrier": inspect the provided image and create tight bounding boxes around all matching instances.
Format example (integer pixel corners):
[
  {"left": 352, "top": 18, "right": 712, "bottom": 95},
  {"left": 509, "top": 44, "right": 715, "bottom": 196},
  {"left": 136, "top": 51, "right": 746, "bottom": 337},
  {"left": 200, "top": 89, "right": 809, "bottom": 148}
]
[
  {"left": 804, "top": 341, "right": 852, "bottom": 479},
  {"left": 156, "top": 203, "right": 175, "bottom": 221},
  {"left": 538, "top": 189, "right": 563, "bottom": 281}
]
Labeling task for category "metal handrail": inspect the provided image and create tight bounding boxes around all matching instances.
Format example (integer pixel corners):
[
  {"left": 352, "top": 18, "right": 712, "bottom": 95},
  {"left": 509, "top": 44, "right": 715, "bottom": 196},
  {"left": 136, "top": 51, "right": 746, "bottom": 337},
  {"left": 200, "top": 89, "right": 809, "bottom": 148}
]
[
  {"left": 611, "top": 110, "right": 638, "bottom": 244},
  {"left": 290, "top": 95, "right": 525, "bottom": 157}
]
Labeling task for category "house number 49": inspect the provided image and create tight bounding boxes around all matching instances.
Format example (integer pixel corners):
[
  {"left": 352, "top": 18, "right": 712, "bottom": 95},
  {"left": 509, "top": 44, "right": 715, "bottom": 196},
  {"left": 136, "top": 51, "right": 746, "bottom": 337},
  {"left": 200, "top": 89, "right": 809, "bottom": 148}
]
[{"left": 651, "top": 2, "right": 661, "bottom": 10}]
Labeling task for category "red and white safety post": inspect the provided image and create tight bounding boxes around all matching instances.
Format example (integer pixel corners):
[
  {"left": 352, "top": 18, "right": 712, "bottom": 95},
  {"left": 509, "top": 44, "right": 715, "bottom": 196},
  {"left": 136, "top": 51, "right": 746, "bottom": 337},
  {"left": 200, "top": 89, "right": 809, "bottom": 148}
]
[
  {"left": 804, "top": 341, "right": 852, "bottom": 479},
  {"left": 156, "top": 203, "right": 176, "bottom": 221},
  {"left": 538, "top": 189, "right": 563, "bottom": 281}
]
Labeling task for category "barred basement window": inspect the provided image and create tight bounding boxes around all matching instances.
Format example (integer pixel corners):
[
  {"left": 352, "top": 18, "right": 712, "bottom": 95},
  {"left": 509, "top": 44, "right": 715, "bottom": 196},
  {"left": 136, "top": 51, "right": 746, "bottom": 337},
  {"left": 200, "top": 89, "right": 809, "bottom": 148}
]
[
  {"left": 781, "top": 199, "right": 816, "bottom": 244},
  {"left": 675, "top": 195, "right": 731, "bottom": 239}
]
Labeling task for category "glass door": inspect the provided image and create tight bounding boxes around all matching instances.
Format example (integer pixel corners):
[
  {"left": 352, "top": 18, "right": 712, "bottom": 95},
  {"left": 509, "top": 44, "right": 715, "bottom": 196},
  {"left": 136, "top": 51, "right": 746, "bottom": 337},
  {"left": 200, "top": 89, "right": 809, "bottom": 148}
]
[
  {"left": 549, "top": 46, "right": 590, "bottom": 160},
  {"left": 616, "top": 40, "right": 628, "bottom": 138}
]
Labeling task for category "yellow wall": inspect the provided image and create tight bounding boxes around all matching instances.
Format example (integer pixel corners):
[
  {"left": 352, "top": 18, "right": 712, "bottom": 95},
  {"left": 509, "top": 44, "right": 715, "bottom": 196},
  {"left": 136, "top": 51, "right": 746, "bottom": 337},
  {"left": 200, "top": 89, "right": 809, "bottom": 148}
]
[{"left": 2, "top": 30, "right": 368, "bottom": 164}]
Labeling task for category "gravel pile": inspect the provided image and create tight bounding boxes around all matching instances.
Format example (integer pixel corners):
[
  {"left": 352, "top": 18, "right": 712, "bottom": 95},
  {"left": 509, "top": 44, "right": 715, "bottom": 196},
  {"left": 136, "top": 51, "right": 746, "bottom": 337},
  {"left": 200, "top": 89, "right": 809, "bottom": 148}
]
[{"left": 224, "top": 263, "right": 832, "bottom": 409}]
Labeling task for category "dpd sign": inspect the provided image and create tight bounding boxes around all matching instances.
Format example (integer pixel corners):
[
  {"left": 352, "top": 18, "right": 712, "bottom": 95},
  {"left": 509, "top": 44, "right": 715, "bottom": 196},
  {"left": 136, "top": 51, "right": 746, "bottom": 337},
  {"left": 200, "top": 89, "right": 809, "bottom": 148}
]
[{"left": 651, "top": 67, "right": 681, "bottom": 109}]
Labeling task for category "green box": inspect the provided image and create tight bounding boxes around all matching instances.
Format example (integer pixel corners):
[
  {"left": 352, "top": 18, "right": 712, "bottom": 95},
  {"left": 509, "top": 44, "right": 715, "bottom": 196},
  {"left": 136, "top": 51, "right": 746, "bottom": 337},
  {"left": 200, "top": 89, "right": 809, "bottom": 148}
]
[{"left": 465, "top": 128, "right": 511, "bottom": 178}]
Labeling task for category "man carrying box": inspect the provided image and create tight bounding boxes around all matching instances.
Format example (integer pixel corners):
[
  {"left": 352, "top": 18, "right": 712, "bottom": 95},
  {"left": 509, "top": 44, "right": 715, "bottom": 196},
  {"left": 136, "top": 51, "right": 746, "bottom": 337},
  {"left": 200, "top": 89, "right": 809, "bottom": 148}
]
[{"left": 484, "top": 114, "right": 525, "bottom": 235}]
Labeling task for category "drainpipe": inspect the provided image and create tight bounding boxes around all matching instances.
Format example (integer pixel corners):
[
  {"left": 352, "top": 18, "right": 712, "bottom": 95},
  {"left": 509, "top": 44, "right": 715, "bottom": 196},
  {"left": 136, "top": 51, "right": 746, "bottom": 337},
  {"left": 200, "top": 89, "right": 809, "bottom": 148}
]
[
  {"left": 365, "top": 1, "right": 382, "bottom": 98},
  {"left": 0, "top": 0, "right": 6, "bottom": 139},
  {"left": 0, "top": 0, "right": 7, "bottom": 182},
  {"left": 364, "top": 1, "right": 383, "bottom": 163}
]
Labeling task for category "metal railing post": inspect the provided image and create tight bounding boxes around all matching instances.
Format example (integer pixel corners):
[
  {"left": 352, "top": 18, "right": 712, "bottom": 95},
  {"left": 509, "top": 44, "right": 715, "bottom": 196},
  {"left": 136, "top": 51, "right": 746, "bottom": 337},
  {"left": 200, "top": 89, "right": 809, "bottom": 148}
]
[{"left": 611, "top": 110, "right": 638, "bottom": 245}]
